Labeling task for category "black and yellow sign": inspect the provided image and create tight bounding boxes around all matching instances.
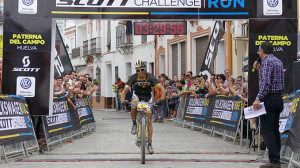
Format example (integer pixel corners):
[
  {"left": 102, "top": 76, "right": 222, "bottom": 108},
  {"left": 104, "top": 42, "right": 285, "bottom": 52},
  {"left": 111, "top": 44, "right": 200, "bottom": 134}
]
[
  {"left": 248, "top": 19, "right": 298, "bottom": 105},
  {"left": 9, "top": 34, "right": 46, "bottom": 51}
]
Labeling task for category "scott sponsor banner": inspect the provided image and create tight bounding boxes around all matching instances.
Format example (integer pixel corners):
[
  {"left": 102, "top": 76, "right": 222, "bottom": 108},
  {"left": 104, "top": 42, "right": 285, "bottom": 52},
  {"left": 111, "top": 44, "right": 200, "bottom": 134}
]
[
  {"left": 184, "top": 94, "right": 242, "bottom": 132},
  {"left": 74, "top": 97, "right": 95, "bottom": 126},
  {"left": 55, "top": 0, "right": 249, "bottom": 9},
  {"left": 56, "top": 0, "right": 202, "bottom": 8},
  {"left": 0, "top": 95, "right": 35, "bottom": 145},
  {"left": 5, "top": 0, "right": 256, "bottom": 20},
  {"left": 199, "top": 21, "right": 225, "bottom": 79},
  {"left": 43, "top": 96, "right": 75, "bottom": 138}
]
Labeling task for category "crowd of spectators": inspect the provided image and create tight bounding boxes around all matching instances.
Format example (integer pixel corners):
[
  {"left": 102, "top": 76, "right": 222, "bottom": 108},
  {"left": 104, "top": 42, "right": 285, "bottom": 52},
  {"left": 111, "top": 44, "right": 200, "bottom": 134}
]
[
  {"left": 34, "top": 71, "right": 99, "bottom": 149},
  {"left": 53, "top": 71, "right": 99, "bottom": 110},
  {"left": 113, "top": 69, "right": 248, "bottom": 123}
]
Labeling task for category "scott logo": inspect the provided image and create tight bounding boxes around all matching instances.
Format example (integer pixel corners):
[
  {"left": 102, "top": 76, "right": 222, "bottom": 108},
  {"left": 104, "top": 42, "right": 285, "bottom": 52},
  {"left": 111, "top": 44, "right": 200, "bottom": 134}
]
[
  {"left": 13, "top": 56, "right": 41, "bottom": 72},
  {"left": 22, "top": 56, "right": 30, "bottom": 67},
  {"left": 20, "top": 78, "right": 32, "bottom": 89},
  {"left": 13, "top": 68, "right": 41, "bottom": 72},
  {"left": 267, "top": 0, "right": 279, "bottom": 7},
  {"left": 56, "top": 0, "right": 128, "bottom": 7}
]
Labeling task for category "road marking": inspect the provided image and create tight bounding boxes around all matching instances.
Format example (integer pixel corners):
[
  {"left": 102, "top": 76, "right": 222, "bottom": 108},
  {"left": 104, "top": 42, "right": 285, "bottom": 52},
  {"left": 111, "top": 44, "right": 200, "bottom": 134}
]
[
  {"left": 43, "top": 152, "right": 243, "bottom": 155},
  {"left": 18, "top": 158, "right": 257, "bottom": 163}
]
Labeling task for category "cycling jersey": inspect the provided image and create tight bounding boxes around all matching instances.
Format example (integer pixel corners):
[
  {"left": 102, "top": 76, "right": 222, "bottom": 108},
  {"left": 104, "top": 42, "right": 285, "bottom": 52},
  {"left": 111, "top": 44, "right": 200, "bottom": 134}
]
[{"left": 126, "top": 72, "right": 159, "bottom": 101}]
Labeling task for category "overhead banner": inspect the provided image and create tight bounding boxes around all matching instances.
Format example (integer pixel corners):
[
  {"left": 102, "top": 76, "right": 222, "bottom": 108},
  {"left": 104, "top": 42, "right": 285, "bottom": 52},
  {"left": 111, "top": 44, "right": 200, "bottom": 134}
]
[
  {"left": 248, "top": 19, "right": 298, "bottom": 105},
  {"left": 184, "top": 95, "right": 242, "bottom": 132},
  {"left": 43, "top": 96, "right": 75, "bottom": 138},
  {"left": 4, "top": 0, "right": 258, "bottom": 20},
  {"left": 56, "top": 0, "right": 203, "bottom": 8},
  {"left": 0, "top": 95, "right": 35, "bottom": 145},
  {"left": 199, "top": 21, "right": 225, "bottom": 79}
]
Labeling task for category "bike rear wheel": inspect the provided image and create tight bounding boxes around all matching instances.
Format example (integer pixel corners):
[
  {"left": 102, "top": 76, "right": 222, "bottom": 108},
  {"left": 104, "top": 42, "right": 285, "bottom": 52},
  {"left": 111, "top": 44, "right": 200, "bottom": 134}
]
[{"left": 140, "top": 117, "right": 146, "bottom": 164}]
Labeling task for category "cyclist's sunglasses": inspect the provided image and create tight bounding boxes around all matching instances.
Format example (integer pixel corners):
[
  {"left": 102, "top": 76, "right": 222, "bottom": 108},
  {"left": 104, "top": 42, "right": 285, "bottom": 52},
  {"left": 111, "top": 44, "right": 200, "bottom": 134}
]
[{"left": 136, "top": 69, "right": 145, "bottom": 72}]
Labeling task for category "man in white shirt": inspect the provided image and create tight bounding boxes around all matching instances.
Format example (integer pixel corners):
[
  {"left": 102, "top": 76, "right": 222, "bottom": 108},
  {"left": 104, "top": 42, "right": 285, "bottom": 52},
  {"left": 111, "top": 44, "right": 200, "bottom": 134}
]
[{"left": 223, "top": 69, "right": 236, "bottom": 87}]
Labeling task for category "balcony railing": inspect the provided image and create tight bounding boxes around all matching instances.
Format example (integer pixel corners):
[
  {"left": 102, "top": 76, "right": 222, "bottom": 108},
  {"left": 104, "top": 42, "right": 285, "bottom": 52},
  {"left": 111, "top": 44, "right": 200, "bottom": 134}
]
[
  {"left": 83, "top": 40, "right": 89, "bottom": 56},
  {"left": 90, "top": 37, "right": 101, "bottom": 54},
  {"left": 116, "top": 24, "right": 132, "bottom": 47},
  {"left": 72, "top": 47, "right": 82, "bottom": 58}
]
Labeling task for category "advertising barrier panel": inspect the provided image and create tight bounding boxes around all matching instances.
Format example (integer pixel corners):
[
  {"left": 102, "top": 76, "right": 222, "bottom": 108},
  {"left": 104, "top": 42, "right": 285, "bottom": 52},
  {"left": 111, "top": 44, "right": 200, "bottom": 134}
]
[
  {"left": 184, "top": 94, "right": 242, "bottom": 132},
  {"left": 184, "top": 94, "right": 209, "bottom": 124},
  {"left": 43, "top": 96, "right": 95, "bottom": 138},
  {"left": 207, "top": 95, "right": 242, "bottom": 132},
  {"left": 182, "top": 91, "right": 300, "bottom": 152},
  {"left": 75, "top": 97, "right": 95, "bottom": 126},
  {"left": 285, "top": 92, "right": 300, "bottom": 152},
  {"left": 43, "top": 96, "right": 75, "bottom": 138},
  {"left": 0, "top": 95, "right": 35, "bottom": 145}
]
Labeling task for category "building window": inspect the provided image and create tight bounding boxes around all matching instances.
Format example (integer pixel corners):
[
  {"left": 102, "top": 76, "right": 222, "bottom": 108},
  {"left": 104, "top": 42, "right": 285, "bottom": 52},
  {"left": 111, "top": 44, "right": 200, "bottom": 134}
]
[
  {"left": 180, "top": 41, "right": 186, "bottom": 74},
  {"left": 195, "top": 36, "right": 209, "bottom": 74},
  {"left": 171, "top": 43, "right": 178, "bottom": 78}
]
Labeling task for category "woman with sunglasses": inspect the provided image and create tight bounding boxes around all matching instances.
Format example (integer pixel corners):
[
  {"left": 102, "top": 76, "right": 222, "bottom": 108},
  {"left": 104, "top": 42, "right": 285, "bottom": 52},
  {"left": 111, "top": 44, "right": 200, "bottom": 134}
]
[{"left": 121, "top": 59, "right": 166, "bottom": 154}]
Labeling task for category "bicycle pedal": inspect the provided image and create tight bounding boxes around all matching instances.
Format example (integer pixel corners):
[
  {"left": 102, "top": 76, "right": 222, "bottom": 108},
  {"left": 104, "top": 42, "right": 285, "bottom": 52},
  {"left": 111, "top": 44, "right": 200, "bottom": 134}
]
[{"left": 135, "top": 141, "right": 141, "bottom": 146}]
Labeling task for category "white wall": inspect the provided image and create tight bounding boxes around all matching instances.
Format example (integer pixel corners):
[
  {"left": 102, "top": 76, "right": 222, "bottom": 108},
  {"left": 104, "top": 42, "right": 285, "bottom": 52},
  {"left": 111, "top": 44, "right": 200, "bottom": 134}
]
[
  {"left": 216, "top": 40, "right": 225, "bottom": 74},
  {"left": 76, "top": 21, "right": 87, "bottom": 48},
  {"left": 105, "top": 63, "right": 113, "bottom": 97}
]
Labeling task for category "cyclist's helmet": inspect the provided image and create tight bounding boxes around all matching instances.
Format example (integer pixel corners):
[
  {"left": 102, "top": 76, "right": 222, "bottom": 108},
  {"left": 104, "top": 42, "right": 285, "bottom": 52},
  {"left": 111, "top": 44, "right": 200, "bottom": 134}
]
[{"left": 134, "top": 59, "right": 146, "bottom": 69}]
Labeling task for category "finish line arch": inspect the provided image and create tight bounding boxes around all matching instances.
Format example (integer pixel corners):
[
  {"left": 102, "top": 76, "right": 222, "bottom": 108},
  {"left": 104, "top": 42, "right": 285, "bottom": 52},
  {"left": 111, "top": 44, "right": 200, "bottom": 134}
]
[{"left": 2, "top": 0, "right": 297, "bottom": 115}]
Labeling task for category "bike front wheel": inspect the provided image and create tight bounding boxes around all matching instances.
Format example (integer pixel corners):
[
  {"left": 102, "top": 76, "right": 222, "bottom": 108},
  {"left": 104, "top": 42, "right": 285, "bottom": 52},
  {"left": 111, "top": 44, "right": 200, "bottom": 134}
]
[{"left": 140, "top": 117, "right": 146, "bottom": 164}]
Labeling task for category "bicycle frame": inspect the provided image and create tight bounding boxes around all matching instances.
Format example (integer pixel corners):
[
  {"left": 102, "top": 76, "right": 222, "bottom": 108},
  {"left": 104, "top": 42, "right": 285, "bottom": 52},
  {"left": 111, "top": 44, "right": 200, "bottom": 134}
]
[{"left": 136, "top": 101, "right": 152, "bottom": 164}]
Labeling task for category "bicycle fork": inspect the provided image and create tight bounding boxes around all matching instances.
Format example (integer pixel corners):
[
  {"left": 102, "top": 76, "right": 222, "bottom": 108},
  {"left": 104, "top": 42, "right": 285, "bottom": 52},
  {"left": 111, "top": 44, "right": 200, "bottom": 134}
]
[{"left": 136, "top": 113, "right": 149, "bottom": 146}]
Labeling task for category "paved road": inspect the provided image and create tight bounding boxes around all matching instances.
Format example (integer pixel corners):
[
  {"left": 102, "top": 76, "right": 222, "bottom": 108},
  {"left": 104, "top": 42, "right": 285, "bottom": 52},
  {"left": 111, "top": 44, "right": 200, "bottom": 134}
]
[{"left": 1, "top": 109, "right": 275, "bottom": 168}]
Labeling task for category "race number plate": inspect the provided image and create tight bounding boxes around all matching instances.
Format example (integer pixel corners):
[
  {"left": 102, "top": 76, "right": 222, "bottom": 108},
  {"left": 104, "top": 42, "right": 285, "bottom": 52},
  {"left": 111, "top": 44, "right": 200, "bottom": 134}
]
[{"left": 137, "top": 103, "right": 149, "bottom": 111}]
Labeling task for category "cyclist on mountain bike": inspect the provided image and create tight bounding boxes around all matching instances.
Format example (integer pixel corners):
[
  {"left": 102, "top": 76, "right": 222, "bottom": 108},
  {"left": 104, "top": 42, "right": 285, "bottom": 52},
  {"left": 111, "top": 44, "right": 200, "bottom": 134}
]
[{"left": 121, "top": 59, "right": 166, "bottom": 154}]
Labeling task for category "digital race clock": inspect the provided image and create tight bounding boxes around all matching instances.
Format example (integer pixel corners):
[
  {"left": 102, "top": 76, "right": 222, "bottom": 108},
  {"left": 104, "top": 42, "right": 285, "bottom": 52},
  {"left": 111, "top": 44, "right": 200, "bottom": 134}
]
[{"left": 134, "top": 22, "right": 187, "bottom": 35}]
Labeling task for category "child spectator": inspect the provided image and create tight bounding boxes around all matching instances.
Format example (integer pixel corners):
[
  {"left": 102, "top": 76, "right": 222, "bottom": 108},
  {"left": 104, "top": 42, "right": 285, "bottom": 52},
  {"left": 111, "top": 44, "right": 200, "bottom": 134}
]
[{"left": 166, "top": 86, "right": 175, "bottom": 120}]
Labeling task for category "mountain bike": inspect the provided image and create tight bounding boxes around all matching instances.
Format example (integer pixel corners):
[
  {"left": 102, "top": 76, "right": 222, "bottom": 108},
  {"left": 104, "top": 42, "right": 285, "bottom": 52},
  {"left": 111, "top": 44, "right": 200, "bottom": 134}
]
[{"left": 135, "top": 101, "right": 152, "bottom": 164}]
